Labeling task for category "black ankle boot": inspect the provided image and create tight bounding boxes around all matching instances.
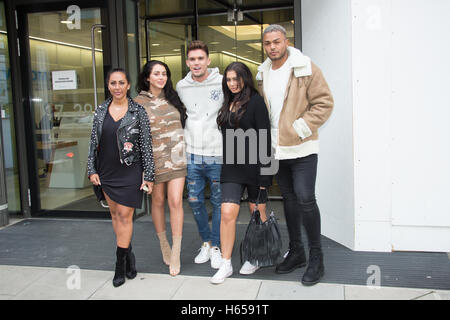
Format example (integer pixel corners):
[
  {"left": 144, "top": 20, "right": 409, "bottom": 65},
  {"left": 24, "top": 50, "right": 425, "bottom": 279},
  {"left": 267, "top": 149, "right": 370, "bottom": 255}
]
[
  {"left": 113, "top": 246, "right": 128, "bottom": 287},
  {"left": 275, "top": 244, "right": 307, "bottom": 274},
  {"left": 126, "top": 244, "right": 137, "bottom": 279},
  {"left": 301, "top": 248, "right": 325, "bottom": 286}
]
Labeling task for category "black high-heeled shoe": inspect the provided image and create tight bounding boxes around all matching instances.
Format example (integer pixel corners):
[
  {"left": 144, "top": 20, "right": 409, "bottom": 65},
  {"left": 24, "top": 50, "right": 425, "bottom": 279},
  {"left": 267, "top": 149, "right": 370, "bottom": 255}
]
[
  {"left": 113, "top": 246, "right": 128, "bottom": 287},
  {"left": 126, "top": 243, "right": 137, "bottom": 279}
]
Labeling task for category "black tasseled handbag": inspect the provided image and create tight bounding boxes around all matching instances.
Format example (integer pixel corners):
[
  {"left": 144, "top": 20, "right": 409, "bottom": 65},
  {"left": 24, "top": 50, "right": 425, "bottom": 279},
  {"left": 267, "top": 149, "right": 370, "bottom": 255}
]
[{"left": 240, "top": 189, "right": 283, "bottom": 267}]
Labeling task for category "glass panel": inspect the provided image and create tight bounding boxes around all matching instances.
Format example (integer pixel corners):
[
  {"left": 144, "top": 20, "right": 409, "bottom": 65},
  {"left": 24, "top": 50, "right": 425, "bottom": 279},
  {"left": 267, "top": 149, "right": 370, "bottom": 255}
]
[
  {"left": 147, "top": 19, "right": 193, "bottom": 84},
  {"left": 28, "top": 7, "right": 107, "bottom": 211},
  {"left": 198, "top": 15, "right": 263, "bottom": 80},
  {"left": 144, "top": 0, "right": 193, "bottom": 16},
  {"left": 254, "top": 10, "right": 295, "bottom": 49},
  {"left": 0, "top": 1, "right": 20, "bottom": 212},
  {"left": 198, "top": 0, "right": 293, "bottom": 8}
]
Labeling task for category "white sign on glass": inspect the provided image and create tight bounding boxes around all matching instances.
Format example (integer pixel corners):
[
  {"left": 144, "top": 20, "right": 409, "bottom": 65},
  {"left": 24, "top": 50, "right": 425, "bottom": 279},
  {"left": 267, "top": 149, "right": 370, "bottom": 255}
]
[{"left": 52, "top": 70, "right": 77, "bottom": 90}]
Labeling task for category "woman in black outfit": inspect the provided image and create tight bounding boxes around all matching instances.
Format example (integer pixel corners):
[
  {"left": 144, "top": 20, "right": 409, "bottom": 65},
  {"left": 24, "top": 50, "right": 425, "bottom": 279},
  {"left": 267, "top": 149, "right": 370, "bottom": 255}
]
[
  {"left": 87, "top": 68, "right": 155, "bottom": 287},
  {"left": 211, "top": 62, "right": 272, "bottom": 284}
]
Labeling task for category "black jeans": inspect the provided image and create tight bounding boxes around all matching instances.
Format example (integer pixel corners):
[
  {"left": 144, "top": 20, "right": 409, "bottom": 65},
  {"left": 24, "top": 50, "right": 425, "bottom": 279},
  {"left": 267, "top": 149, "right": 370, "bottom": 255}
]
[{"left": 276, "top": 154, "right": 322, "bottom": 250}]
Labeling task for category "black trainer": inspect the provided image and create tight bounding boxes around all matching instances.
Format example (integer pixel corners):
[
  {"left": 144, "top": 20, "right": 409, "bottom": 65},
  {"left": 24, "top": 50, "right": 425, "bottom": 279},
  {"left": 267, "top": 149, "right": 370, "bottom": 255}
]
[
  {"left": 301, "top": 248, "right": 325, "bottom": 286},
  {"left": 275, "top": 244, "right": 307, "bottom": 274}
]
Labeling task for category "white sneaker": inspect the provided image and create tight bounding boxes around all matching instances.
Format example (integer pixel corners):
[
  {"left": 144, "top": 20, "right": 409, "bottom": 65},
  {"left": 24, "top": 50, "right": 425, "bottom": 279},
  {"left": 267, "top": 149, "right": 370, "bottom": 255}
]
[
  {"left": 194, "top": 242, "right": 211, "bottom": 264},
  {"left": 239, "top": 261, "right": 260, "bottom": 275},
  {"left": 210, "top": 260, "right": 233, "bottom": 284},
  {"left": 210, "top": 246, "right": 222, "bottom": 269}
]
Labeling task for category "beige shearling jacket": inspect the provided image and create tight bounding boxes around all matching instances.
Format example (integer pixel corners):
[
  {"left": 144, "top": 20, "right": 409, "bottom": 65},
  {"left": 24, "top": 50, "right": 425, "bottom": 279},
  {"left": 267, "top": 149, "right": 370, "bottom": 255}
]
[{"left": 256, "top": 46, "right": 334, "bottom": 160}]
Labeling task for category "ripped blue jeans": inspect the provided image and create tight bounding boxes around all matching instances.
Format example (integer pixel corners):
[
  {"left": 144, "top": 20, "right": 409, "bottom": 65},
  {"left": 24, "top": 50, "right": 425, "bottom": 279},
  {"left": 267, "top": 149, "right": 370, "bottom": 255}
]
[{"left": 186, "top": 153, "right": 222, "bottom": 248}]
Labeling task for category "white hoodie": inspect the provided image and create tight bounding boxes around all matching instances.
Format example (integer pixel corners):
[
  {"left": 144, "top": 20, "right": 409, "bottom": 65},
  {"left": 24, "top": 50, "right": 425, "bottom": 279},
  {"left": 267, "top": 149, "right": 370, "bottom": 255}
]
[{"left": 176, "top": 67, "right": 223, "bottom": 157}]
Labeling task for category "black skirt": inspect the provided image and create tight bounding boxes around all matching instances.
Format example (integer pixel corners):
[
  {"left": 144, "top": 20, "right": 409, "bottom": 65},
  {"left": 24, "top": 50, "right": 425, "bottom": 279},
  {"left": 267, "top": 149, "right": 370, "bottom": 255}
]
[
  {"left": 94, "top": 111, "right": 144, "bottom": 209},
  {"left": 93, "top": 184, "right": 143, "bottom": 209}
]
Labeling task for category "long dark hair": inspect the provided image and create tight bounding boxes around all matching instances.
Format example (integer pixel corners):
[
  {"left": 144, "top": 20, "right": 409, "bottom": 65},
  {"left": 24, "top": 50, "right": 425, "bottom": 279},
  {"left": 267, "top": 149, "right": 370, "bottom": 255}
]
[
  {"left": 136, "top": 60, "right": 187, "bottom": 128},
  {"left": 217, "top": 62, "right": 257, "bottom": 128}
]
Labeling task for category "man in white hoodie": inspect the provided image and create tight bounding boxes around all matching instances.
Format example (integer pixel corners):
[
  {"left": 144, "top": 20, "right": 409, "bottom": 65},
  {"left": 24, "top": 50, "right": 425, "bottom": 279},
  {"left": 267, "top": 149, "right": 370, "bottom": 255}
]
[{"left": 176, "top": 40, "right": 223, "bottom": 270}]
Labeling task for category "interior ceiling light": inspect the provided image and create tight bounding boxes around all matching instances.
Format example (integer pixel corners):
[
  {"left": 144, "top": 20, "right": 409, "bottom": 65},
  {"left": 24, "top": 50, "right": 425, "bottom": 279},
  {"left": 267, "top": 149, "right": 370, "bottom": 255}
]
[
  {"left": 29, "top": 36, "right": 103, "bottom": 52},
  {"left": 209, "top": 25, "right": 262, "bottom": 41},
  {"left": 151, "top": 43, "right": 161, "bottom": 46},
  {"left": 247, "top": 43, "right": 262, "bottom": 51},
  {"left": 221, "top": 50, "right": 260, "bottom": 66},
  {"left": 60, "top": 20, "right": 72, "bottom": 24}
]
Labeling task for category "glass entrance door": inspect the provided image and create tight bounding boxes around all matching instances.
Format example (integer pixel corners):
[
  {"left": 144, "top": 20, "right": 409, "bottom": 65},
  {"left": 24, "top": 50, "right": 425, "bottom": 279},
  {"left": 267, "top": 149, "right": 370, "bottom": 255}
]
[{"left": 20, "top": 5, "right": 108, "bottom": 213}]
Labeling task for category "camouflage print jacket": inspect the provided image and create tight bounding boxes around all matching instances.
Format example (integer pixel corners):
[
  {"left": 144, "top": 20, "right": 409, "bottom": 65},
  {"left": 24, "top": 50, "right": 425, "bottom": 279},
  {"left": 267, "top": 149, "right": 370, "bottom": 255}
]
[{"left": 87, "top": 97, "right": 155, "bottom": 182}]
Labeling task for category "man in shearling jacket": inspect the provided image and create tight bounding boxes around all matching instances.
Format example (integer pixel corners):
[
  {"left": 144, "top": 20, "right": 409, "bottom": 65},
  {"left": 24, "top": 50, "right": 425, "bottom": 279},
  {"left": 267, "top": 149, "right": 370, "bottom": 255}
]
[{"left": 257, "top": 24, "right": 334, "bottom": 286}]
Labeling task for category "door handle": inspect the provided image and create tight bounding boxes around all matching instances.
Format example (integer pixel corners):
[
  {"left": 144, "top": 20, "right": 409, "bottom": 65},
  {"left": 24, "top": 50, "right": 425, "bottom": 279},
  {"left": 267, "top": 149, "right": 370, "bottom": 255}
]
[{"left": 91, "top": 24, "right": 106, "bottom": 110}]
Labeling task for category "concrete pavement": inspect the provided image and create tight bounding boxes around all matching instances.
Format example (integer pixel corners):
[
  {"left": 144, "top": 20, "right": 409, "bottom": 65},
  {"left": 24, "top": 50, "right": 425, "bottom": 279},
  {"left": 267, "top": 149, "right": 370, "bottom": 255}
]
[
  {"left": 1, "top": 216, "right": 449, "bottom": 301},
  {"left": 0, "top": 264, "right": 449, "bottom": 300}
]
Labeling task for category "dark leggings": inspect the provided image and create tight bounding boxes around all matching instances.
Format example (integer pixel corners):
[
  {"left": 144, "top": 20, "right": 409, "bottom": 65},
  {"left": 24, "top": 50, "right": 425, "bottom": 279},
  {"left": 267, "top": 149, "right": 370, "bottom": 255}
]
[{"left": 276, "top": 154, "right": 322, "bottom": 250}]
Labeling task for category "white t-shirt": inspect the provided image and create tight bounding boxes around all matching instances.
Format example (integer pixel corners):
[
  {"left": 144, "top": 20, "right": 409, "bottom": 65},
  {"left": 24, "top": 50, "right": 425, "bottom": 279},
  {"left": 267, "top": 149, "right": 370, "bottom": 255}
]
[{"left": 266, "top": 61, "right": 292, "bottom": 150}]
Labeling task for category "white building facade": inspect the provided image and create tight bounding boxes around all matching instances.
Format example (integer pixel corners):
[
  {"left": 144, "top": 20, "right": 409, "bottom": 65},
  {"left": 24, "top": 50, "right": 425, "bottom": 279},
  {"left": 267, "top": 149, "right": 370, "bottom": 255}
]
[{"left": 304, "top": 0, "right": 450, "bottom": 252}]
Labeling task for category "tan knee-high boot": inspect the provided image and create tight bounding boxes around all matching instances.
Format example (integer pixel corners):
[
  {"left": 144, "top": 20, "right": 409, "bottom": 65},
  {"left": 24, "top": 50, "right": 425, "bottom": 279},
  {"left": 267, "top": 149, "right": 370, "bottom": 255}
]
[
  {"left": 157, "top": 231, "right": 172, "bottom": 266},
  {"left": 170, "top": 235, "right": 182, "bottom": 276}
]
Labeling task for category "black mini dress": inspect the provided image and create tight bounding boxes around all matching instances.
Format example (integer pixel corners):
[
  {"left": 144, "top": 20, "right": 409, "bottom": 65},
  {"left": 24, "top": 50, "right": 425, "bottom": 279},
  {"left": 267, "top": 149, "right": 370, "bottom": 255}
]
[{"left": 96, "top": 111, "right": 144, "bottom": 208}]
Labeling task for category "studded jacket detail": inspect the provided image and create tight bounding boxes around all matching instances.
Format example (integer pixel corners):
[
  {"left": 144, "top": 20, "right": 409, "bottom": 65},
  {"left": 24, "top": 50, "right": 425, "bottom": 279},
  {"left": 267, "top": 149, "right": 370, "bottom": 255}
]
[{"left": 87, "top": 97, "right": 155, "bottom": 182}]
